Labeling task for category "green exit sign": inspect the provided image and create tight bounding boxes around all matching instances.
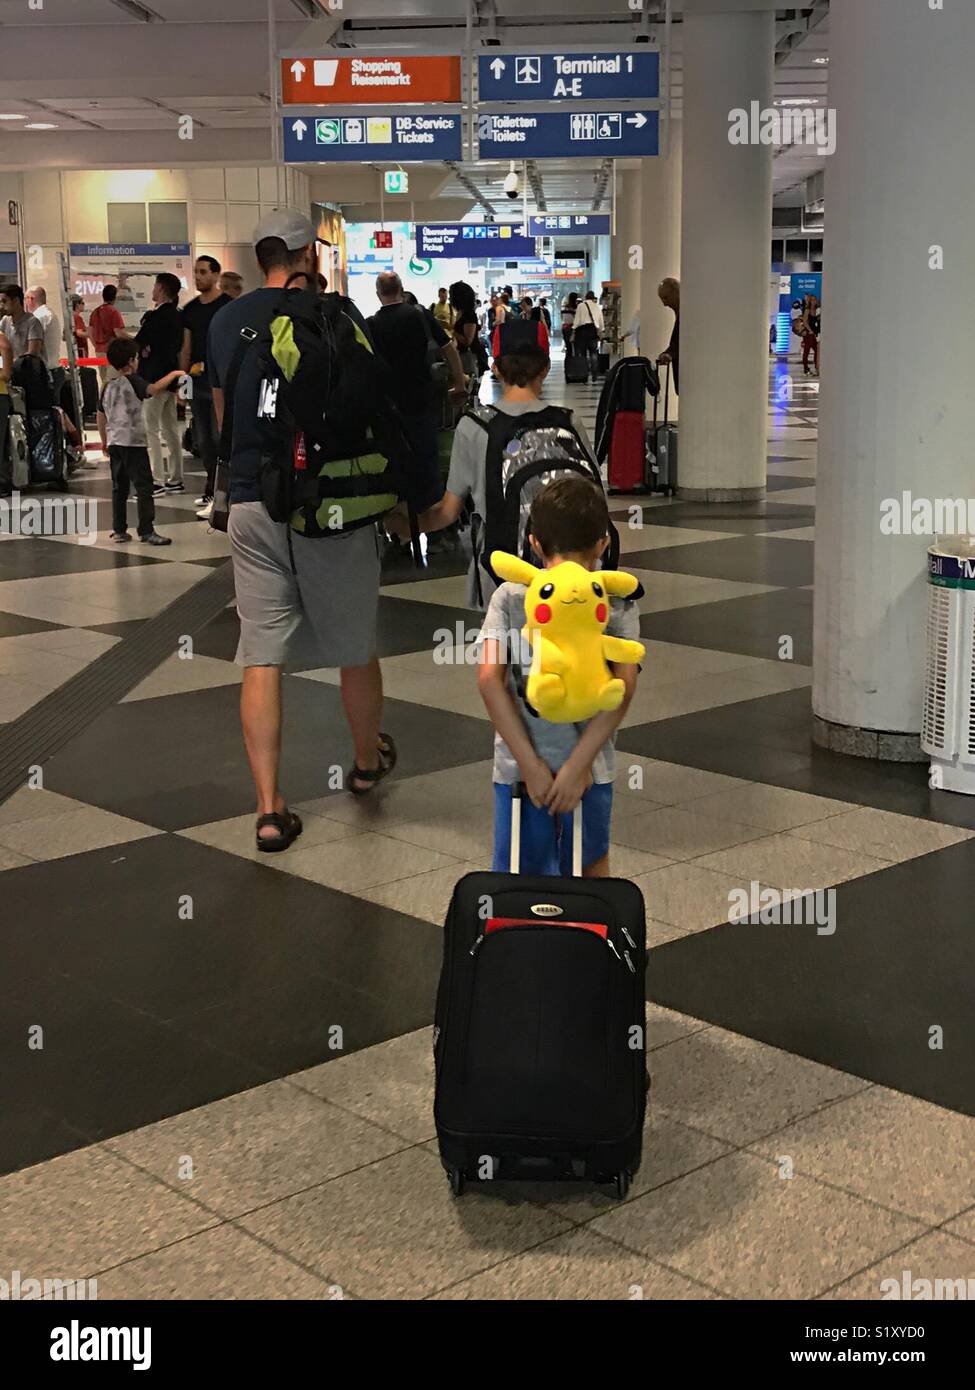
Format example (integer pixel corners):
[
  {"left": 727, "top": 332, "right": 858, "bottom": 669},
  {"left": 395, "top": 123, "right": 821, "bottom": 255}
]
[{"left": 384, "top": 170, "right": 409, "bottom": 194}]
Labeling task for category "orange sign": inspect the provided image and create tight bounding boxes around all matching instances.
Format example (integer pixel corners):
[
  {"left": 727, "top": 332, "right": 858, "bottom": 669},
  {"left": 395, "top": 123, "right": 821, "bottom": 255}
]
[{"left": 282, "top": 55, "right": 461, "bottom": 106}]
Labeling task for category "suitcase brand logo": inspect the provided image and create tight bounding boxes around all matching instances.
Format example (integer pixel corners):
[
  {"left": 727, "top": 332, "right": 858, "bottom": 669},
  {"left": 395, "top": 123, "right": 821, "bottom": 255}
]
[{"left": 531, "top": 904, "right": 564, "bottom": 917}]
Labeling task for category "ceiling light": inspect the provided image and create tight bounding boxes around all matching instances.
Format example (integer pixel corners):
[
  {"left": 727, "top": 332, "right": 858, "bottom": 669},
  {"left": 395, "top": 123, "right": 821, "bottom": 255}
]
[
  {"left": 24, "top": 122, "right": 58, "bottom": 130},
  {"left": 0, "top": 114, "right": 27, "bottom": 121},
  {"left": 813, "top": 57, "right": 829, "bottom": 65}
]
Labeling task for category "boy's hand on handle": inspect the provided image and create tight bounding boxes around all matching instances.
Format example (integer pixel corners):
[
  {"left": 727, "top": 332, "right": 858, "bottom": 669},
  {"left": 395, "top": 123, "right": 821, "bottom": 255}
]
[
  {"left": 521, "top": 757, "right": 555, "bottom": 810},
  {"left": 546, "top": 762, "right": 593, "bottom": 816}
]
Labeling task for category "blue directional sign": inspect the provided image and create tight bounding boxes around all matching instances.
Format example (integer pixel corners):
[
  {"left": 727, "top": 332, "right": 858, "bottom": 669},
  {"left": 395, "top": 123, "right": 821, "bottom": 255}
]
[
  {"left": 283, "top": 111, "right": 462, "bottom": 162},
  {"left": 528, "top": 214, "right": 611, "bottom": 236},
  {"left": 479, "top": 50, "right": 659, "bottom": 102},
  {"left": 478, "top": 109, "right": 658, "bottom": 160},
  {"left": 416, "top": 223, "right": 538, "bottom": 260}
]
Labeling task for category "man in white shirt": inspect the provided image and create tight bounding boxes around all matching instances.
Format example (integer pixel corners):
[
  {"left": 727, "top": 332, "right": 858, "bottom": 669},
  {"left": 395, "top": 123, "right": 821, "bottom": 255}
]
[
  {"left": 572, "top": 290, "right": 605, "bottom": 380},
  {"left": 26, "top": 287, "right": 62, "bottom": 369}
]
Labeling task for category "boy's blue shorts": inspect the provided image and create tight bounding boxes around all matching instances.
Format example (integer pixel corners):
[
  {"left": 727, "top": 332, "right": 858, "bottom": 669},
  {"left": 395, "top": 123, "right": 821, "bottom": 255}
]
[{"left": 492, "top": 782, "right": 613, "bottom": 877}]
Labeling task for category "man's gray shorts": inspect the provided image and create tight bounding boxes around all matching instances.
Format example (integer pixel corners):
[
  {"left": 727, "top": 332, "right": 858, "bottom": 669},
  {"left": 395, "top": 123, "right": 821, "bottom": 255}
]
[{"left": 229, "top": 500, "right": 380, "bottom": 669}]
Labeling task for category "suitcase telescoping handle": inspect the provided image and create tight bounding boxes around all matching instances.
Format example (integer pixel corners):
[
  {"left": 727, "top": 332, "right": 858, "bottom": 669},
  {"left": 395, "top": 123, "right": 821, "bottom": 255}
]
[{"left": 510, "top": 782, "right": 584, "bottom": 878}]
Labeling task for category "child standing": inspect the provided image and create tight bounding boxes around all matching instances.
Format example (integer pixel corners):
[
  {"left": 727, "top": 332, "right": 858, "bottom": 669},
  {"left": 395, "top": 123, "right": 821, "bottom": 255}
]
[
  {"left": 97, "top": 337, "right": 179, "bottom": 546},
  {"left": 477, "top": 475, "right": 642, "bottom": 879},
  {"left": 398, "top": 319, "right": 598, "bottom": 607}
]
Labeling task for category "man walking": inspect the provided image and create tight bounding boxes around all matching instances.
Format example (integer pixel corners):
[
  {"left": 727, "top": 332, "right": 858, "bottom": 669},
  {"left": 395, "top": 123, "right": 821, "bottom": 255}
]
[
  {"left": 179, "top": 255, "right": 230, "bottom": 520},
  {"left": 136, "top": 272, "right": 185, "bottom": 494},
  {"left": 208, "top": 210, "right": 395, "bottom": 851},
  {"left": 367, "top": 270, "right": 466, "bottom": 549}
]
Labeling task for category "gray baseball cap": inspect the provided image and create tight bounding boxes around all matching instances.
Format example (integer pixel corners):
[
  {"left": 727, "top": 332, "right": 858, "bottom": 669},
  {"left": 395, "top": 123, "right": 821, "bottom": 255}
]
[{"left": 251, "top": 208, "right": 316, "bottom": 251}]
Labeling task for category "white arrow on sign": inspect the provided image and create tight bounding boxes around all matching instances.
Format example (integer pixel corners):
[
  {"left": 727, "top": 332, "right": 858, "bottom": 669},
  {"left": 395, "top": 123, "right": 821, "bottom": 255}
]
[
  {"left": 290, "top": 60, "right": 306, "bottom": 80},
  {"left": 626, "top": 112, "right": 648, "bottom": 128},
  {"left": 292, "top": 119, "right": 307, "bottom": 141},
  {"left": 490, "top": 57, "right": 506, "bottom": 79}
]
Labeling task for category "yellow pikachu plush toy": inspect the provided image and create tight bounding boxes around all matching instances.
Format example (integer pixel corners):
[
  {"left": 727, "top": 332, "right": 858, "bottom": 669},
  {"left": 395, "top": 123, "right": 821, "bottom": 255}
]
[{"left": 490, "top": 552, "right": 645, "bottom": 724}]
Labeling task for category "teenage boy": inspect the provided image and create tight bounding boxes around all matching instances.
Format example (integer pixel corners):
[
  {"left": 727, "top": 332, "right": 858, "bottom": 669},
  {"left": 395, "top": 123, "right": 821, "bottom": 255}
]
[
  {"left": 477, "top": 475, "right": 641, "bottom": 878},
  {"left": 394, "top": 319, "right": 593, "bottom": 605},
  {"left": 97, "top": 337, "right": 180, "bottom": 547},
  {"left": 89, "top": 285, "right": 126, "bottom": 386}
]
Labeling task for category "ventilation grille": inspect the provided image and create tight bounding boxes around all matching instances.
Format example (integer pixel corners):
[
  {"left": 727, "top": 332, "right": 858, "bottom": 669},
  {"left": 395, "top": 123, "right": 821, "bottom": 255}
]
[{"left": 921, "top": 585, "right": 952, "bottom": 753}]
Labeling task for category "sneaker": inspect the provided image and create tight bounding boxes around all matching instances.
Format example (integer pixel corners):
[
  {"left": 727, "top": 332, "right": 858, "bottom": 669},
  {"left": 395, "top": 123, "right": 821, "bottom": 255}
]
[
  {"left": 140, "top": 531, "right": 172, "bottom": 546},
  {"left": 196, "top": 500, "right": 214, "bottom": 522},
  {"left": 164, "top": 478, "right": 185, "bottom": 493},
  {"left": 110, "top": 530, "right": 131, "bottom": 543},
  {"left": 195, "top": 493, "right": 212, "bottom": 507},
  {"left": 152, "top": 482, "right": 166, "bottom": 497}
]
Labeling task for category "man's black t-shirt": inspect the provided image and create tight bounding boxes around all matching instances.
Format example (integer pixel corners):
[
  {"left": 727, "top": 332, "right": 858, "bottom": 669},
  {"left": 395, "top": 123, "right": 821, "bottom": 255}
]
[
  {"left": 367, "top": 301, "right": 448, "bottom": 415},
  {"left": 207, "top": 287, "right": 283, "bottom": 505},
  {"left": 181, "top": 293, "right": 231, "bottom": 393},
  {"left": 135, "top": 300, "right": 183, "bottom": 388}
]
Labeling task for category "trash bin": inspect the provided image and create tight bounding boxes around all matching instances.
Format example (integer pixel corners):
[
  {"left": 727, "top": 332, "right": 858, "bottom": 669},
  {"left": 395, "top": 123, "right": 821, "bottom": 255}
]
[{"left": 922, "top": 539, "right": 975, "bottom": 793}]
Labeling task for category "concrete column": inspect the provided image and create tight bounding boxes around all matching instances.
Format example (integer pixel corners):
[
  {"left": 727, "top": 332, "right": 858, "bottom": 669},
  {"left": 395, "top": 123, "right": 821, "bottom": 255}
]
[
  {"left": 611, "top": 167, "right": 643, "bottom": 355},
  {"left": 813, "top": 0, "right": 975, "bottom": 759},
  {"left": 638, "top": 119, "right": 682, "bottom": 403},
  {"left": 678, "top": 6, "right": 775, "bottom": 499}
]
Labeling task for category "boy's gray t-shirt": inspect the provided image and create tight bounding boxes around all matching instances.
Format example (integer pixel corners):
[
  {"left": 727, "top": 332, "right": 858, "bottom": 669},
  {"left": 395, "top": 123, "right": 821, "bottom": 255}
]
[
  {"left": 480, "top": 580, "right": 641, "bottom": 786},
  {"left": 446, "top": 400, "right": 598, "bottom": 608}
]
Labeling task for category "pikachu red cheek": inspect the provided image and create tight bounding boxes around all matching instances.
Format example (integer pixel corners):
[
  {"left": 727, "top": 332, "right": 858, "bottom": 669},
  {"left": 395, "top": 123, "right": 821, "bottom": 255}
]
[
  {"left": 535, "top": 603, "right": 552, "bottom": 624},
  {"left": 595, "top": 602, "right": 607, "bottom": 623}
]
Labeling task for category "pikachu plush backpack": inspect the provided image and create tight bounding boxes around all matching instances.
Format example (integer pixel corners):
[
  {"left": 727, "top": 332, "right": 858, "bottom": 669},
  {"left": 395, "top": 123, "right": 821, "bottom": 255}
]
[{"left": 490, "top": 552, "right": 645, "bottom": 724}]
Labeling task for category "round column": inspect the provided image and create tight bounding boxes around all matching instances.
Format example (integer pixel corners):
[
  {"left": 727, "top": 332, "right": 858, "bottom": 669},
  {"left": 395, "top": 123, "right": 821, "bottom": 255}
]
[
  {"left": 813, "top": 0, "right": 975, "bottom": 758},
  {"left": 678, "top": 6, "right": 775, "bottom": 499}
]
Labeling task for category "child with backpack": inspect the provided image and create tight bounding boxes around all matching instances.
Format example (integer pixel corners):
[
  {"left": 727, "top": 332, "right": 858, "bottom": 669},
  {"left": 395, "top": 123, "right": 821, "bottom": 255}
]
[
  {"left": 394, "top": 317, "right": 611, "bottom": 606},
  {"left": 477, "top": 475, "right": 642, "bottom": 878},
  {"left": 97, "top": 337, "right": 181, "bottom": 545}
]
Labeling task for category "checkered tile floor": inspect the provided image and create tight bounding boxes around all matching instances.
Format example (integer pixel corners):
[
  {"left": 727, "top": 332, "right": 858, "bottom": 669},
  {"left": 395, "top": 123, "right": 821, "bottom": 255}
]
[{"left": 2, "top": 356, "right": 974, "bottom": 1301}]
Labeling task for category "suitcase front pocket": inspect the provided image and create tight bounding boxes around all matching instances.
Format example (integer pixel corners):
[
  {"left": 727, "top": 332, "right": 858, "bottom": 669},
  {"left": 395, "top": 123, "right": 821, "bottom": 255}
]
[{"left": 462, "top": 926, "right": 623, "bottom": 1139}]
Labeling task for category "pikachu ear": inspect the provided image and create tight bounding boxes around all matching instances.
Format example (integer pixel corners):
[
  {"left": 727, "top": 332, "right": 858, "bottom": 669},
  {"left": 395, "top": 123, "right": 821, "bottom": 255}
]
[
  {"left": 600, "top": 570, "right": 639, "bottom": 599},
  {"left": 491, "top": 551, "right": 537, "bottom": 587}
]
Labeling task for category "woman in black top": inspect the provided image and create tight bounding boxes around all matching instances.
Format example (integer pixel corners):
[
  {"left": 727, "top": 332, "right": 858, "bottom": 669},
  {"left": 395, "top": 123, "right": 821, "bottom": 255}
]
[{"left": 450, "top": 280, "right": 480, "bottom": 376}]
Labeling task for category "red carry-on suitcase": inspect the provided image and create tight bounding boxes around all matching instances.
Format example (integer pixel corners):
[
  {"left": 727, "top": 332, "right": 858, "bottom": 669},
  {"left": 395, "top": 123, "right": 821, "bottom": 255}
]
[
  {"left": 607, "top": 409, "right": 646, "bottom": 493},
  {"left": 434, "top": 785, "right": 648, "bottom": 1199}
]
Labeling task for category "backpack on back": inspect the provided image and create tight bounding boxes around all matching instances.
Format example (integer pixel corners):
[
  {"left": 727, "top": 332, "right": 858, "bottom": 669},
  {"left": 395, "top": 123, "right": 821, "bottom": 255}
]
[
  {"left": 245, "top": 287, "right": 409, "bottom": 537},
  {"left": 466, "top": 402, "right": 620, "bottom": 596}
]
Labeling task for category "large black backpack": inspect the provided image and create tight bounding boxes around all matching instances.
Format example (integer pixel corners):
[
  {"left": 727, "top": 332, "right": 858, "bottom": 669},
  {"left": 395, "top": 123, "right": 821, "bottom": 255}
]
[
  {"left": 12, "top": 354, "right": 55, "bottom": 411},
  {"left": 466, "top": 402, "right": 620, "bottom": 596},
  {"left": 220, "top": 287, "right": 409, "bottom": 537}
]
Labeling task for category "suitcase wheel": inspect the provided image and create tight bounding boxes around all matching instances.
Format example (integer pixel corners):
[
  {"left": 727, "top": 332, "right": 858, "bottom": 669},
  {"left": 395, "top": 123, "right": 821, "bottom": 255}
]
[
  {"left": 614, "top": 1171, "right": 631, "bottom": 1201},
  {"left": 447, "top": 1167, "right": 466, "bottom": 1197}
]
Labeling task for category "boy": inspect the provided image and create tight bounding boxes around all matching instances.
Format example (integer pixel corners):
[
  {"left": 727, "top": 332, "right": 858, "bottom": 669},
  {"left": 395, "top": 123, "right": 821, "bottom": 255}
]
[
  {"left": 478, "top": 475, "right": 641, "bottom": 879},
  {"left": 398, "top": 319, "right": 594, "bottom": 606},
  {"left": 97, "top": 337, "right": 180, "bottom": 546}
]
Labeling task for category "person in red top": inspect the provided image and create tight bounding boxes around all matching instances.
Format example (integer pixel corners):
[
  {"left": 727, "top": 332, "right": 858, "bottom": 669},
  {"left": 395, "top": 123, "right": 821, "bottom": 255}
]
[
  {"left": 89, "top": 284, "right": 126, "bottom": 385},
  {"left": 70, "top": 295, "right": 89, "bottom": 358}
]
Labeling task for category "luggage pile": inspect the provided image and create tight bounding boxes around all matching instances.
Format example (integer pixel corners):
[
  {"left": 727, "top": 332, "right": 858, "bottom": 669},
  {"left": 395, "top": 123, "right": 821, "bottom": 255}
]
[
  {"left": 3, "top": 356, "right": 70, "bottom": 493},
  {"left": 594, "top": 355, "right": 679, "bottom": 496}
]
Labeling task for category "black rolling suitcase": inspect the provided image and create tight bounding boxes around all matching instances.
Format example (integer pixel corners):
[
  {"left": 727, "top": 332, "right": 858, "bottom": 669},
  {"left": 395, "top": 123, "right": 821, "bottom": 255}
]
[
  {"left": 80, "top": 366, "right": 99, "bottom": 422},
  {"left": 434, "top": 785, "right": 648, "bottom": 1199},
  {"left": 563, "top": 349, "right": 590, "bottom": 384},
  {"left": 646, "top": 362, "right": 678, "bottom": 496}
]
